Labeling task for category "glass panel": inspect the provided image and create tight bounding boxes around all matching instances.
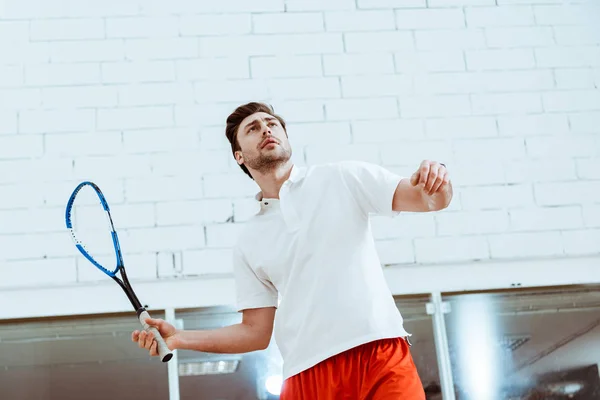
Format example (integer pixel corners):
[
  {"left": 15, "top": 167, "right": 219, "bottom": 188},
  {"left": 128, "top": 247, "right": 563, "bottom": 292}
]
[
  {"left": 444, "top": 285, "right": 600, "bottom": 400},
  {"left": 176, "top": 306, "right": 281, "bottom": 400},
  {"left": 0, "top": 312, "right": 169, "bottom": 400},
  {"left": 395, "top": 295, "right": 443, "bottom": 400}
]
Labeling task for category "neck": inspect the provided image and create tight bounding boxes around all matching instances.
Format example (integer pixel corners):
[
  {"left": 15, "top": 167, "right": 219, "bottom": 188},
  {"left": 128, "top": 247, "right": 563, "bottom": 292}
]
[{"left": 251, "top": 160, "right": 294, "bottom": 199}]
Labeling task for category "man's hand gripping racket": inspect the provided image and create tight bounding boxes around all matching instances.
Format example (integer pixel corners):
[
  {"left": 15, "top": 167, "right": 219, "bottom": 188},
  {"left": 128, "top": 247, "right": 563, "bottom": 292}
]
[{"left": 65, "top": 181, "right": 173, "bottom": 362}]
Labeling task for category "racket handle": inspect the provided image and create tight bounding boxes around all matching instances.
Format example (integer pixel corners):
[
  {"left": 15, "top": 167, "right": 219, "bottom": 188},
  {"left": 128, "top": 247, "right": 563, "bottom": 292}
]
[{"left": 138, "top": 310, "right": 174, "bottom": 363}]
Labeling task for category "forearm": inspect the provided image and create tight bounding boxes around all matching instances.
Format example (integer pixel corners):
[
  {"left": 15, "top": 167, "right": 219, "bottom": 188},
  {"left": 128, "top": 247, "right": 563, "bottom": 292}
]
[{"left": 173, "top": 323, "right": 269, "bottom": 354}]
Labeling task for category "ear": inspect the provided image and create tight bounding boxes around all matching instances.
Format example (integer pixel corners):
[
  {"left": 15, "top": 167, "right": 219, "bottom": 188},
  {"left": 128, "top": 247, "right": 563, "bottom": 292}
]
[{"left": 234, "top": 150, "right": 244, "bottom": 166}]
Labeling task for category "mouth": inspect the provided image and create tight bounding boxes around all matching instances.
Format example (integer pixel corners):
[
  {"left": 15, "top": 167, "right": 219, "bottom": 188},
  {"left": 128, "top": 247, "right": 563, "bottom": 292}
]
[{"left": 260, "top": 138, "right": 279, "bottom": 149}]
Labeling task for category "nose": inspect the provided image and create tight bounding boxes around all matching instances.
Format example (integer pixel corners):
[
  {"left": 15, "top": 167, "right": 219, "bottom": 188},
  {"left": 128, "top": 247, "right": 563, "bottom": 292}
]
[{"left": 260, "top": 121, "right": 271, "bottom": 135}]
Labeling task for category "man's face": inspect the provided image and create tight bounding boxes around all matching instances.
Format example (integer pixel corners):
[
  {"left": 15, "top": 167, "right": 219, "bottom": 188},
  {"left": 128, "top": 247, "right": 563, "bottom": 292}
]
[{"left": 235, "top": 111, "right": 292, "bottom": 173}]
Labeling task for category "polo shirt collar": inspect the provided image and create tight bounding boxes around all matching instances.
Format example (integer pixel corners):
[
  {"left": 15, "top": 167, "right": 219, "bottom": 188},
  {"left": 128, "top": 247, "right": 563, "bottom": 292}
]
[{"left": 254, "top": 164, "right": 306, "bottom": 203}]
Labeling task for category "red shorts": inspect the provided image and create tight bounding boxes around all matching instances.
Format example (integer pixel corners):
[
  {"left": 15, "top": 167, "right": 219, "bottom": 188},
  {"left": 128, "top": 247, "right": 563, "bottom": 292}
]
[{"left": 280, "top": 337, "right": 426, "bottom": 400}]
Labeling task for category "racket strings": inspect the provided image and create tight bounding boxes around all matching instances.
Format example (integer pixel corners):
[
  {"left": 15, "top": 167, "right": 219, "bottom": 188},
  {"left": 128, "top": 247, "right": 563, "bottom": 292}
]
[{"left": 68, "top": 185, "right": 120, "bottom": 275}]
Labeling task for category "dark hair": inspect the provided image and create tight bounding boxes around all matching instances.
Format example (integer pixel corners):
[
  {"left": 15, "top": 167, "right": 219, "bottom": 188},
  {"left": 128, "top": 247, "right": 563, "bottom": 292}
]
[{"left": 225, "top": 102, "right": 287, "bottom": 180}]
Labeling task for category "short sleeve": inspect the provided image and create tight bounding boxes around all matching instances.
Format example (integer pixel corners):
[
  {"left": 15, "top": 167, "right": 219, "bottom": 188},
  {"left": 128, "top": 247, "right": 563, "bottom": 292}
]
[
  {"left": 338, "top": 161, "right": 405, "bottom": 217},
  {"left": 232, "top": 245, "right": 278, "bottom": 312}
]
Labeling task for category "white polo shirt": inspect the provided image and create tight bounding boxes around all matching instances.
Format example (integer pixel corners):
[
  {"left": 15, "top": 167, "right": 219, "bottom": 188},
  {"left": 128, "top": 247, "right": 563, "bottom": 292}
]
[{"left": 232, "top": 160, "right": 410, "bottom": 380}]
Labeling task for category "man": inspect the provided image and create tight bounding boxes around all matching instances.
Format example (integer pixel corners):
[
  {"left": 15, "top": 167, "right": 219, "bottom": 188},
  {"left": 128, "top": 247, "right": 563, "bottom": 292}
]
[{"left": 133, "top": 102, "right": 452, "bottom": 399}]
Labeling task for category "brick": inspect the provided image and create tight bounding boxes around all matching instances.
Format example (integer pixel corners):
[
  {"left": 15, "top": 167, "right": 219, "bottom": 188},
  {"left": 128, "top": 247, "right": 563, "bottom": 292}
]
[
  {"left": 324, "top": 54, "right": 394, "bottom": 75},
  {"left": 414, "top": 72, "right": 478, "bottom": 95},
  {"left": 125, "top": 38, "right": 198, "bottom": 60},
  {"left": 485, "top": 27, "right": 554, "bottom": 48},
  {"left": 251, "top": 56, "right": 322, "bottom": 79},
  {"left": 510, "top": 206, "right": 583, "bottom": 232},
  {"left": 375, "top": 239, "right": 415, "bottom": 265},
  {"left": 454, "top": 138, "right": 526, "bottom": 161},
  {"left": 534, "top": 4, "right": 599, "bottom": 26},
  {"left": 429, "top": 0, "right": 493, "bottom": 6},
  {"left": 0, "top": 135, "right": 43, "bottom": 159},
  {"left": 381, "top": 140, "right": 453, "bottom": 166},
  {"left": 480, "top": 70, "right": 554, "bottom": 92},
  {"left": 370, "top": 213, "right": 436, "bottom": 240},
  {"left": 1, "top": 42, "right": 50, "bottom": 65},
  {"left": 325, "top": 10, "right": 395, "bottom": 32},
  {"left": 20, "top": 109, "right": 95, "bottom": 134},
  {"left": 0, "top": 111, "right": 18, "bottom": 135},
  {"left": 395, "top": 51, "right": 465, "bottom": 73},
  {"left": 562, "top": 229, "right": 600, "bottom": 256},
  {"left": 396, "top": 9, "right": 465, "bottom": 30},
  {"left": 151, "top": 149, "right": 230, "bottom": 175},
  {"left": 43, "top": 86, "right": 118, "bottom": 108},
  {"left": 273, "top": 100, "right": 325, "bottom": 122},
  {"left": 426, "top": 117, "right": 497, "bottom": 139},
  {"left": 25, "top": 63, "right": 100, "bottom": 86},
  {"left": 0, "top": 21, "right": 29, "bottom": 43},
  {"left": 0, "top": 65, "right": 23, "bottom": 87},
  {"left": 554, "top": 26, "right": 600, "bottom": 46},
  {"left": 325, "top": 98, "right": 398, "bottom": 120},
  {"left": 569, "top": 112, "right": 600, "bottom": 134},
  {"left": 353, "top": 119, "right": 425, "bottom": 143},
  {"left": 109, "top": 204, "right": 156, "bottom": 229},
  {"left": 195, "top": 80, "right": 269, "bottom": 103},
  {"left": 0, "top": 88, "right": 42, "bottom": 110},
  {"left": 1, "top": 0, "right": 139, "bottom": 18},
  {"left": 543, "top": 90, "right": 600, "bottom": 112},
  {"left": 437, "top": 210, "right": 509, "bottom": 236},
  {"left": 268, "top": 77, "right": 341, "bottom": 100},
  {"left": 140, "top": 0, "right": 283, "bottom": 13},
  {"left": 2, "top": 231, "right": 74, "bottom": 260},
  {"left": 102, "top": 61, "right": 176, "bottom": 83},
  {"left": 583, "top": 205, "right": 600, "bottom": 227},
  {"left": 554, "top": 69, "right": 596, "bottom": 89},
  {"left": 451, "top": 161, "right": 506, "bottom": 186},
  {"left": 253, "top": 12, "right": 323, "bottom": 34},
  {"left": 180, "top": 15, "right": 252, "bottom": 36},
  {"left": 415, "top": 236, "right": 490, "bottom": 263},
  {"left": 118, "top": 83, "right": 194, "bottom": 106},
  {"left": 176, "top": 104, "right": 240, "bottom": 128},
  {"left": 183, "top": 249, "right": 233, "bottom": 276},
  {"left": 48, "top": 40, "right": 125, "bottom": 63},
  {"left": 203, "top": 173, "right": 260, "bottom": 198},
  {"left": 30, "top": 19, "right": 104, "bottom": 41},
  {"left": 1, "top": 258, "right": 77, "bottom": 288},
  {"left": 122, "top": 128, "right": 198, "bottom": 154},
  {"left": 415, "top": 29, "right": 485, "bottom": 51},
  {"left": 535, "top": 47, "right": 600, "bottom": 68},
  {"left": 466, "top": 49, "right": 535, "bottom": 71},
  {"left": 526, "top": 135, "right": 596, "bottom": 158},
  {"left": 400, "top": 95, "right": 471, "bottom": 118},
  {"left": 488, "top": 232, "right": 563, "bottom": 259},
  {"left": 0, "top": 207, "right": 64, "bottom": 234},
  {"left": 45, "top": 180, "right": 125, "bottom": 208},
  {"left": 74, "top": 155, "right": 151, "bottom": 180},
  {"left": 106, "top": 17, "right": 179, "bottom": 38},
  {"left": 233, "top": 198, "right": 261, "bottom": 222},
  {"left": 345, "top": 32, "right": 414, "bottom": 52},
  {"left": 286, "top": 121, "right": 352, "bottom": 147},
  {"left": 286, "top": 0, "right": 355, "bottom": 11},
  {"left": 505, "top": 159, "right": 577, "bottom": 184},
  {"left": 80, "top": 253, "right": 156, "bottom": 282},
  {"left": 357, "top": 0, "right": 424, "bottom": 8},
  {"left": 45, "top": 132, "right": 122, "bottom": 157},
  {"left": 156, "top": 251, "right": 182, "bottom": 279},
  {"left": 576, "top": 159, "right": 600, "bottom": 180},
  {"left": 466, "top": 6, "right": 535, "bottom": 27},
  {"left": 341, "top": 75, "right": 412, "bottom": 98},
  {"left": 97, "top": 107, "right": 173, "bottom": 130},
  {"left": 0, "top": 159, "right": 73, "bottom": 185},
  {"left": 125, "top": 177, "right": 204, "bottom": 203},
  {"left": 535, "top": 181, "right": 600, "bottom": 206},
  {"left": 471, "top": 93, "right": 543, "bottom": 115},
  {"left": 199, "top": 126, "right": 231, "bottom": 150},
  {"left": 156, "top": 200, "right": 233, "bottom": 226},
  {"left": 305, "top": 144, "right": 381, "bottom": 164},
  {"left": 498, "top": 114, "right": 569, "bottom": 136},
  {"left": 198, "top": 34, "right": 343, "bottom": 57},
  {"left": 178, "top": 58, "right": 249, "bottom": 81},
  {"left": 0, "top": 184, "right": 44, "bottom": 208},
  {"left": 122, "top": 226, "right": 206, "bottom": 253},
  {"left": 205, "top": 223, "right": 246, "bottom": 247},
  {"left": 460, "top": 184, "right": 535, "bottom": 210}
]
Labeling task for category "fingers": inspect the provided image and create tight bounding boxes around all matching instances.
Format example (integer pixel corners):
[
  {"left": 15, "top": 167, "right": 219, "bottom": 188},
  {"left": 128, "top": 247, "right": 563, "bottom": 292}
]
[
  {"left": 414, "top": 161, "right": 448, "bottom": 195},
  {"left": 429, "top": 168, "right": 447, "bottom": 195},
  {"left": 418, "top": 161, "right": 430, "bottom": 186}
]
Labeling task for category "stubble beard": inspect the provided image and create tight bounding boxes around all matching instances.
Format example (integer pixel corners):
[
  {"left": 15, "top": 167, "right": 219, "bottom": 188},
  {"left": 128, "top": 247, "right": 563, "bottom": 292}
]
[{"left": 243, "top": 144, "right": 292, "bottom": 174}]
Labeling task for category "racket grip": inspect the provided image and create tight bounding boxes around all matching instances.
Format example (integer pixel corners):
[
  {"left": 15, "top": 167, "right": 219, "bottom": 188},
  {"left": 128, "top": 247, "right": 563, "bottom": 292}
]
[{"left": 138, "top": 310, "right": 174, "bottom": 363}]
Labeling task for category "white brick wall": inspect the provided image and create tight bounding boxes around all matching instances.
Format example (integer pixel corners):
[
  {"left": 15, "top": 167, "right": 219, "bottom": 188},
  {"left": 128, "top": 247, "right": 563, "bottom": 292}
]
[{"left": 1, "top": 0, "right": 599, "bottom": 292}]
